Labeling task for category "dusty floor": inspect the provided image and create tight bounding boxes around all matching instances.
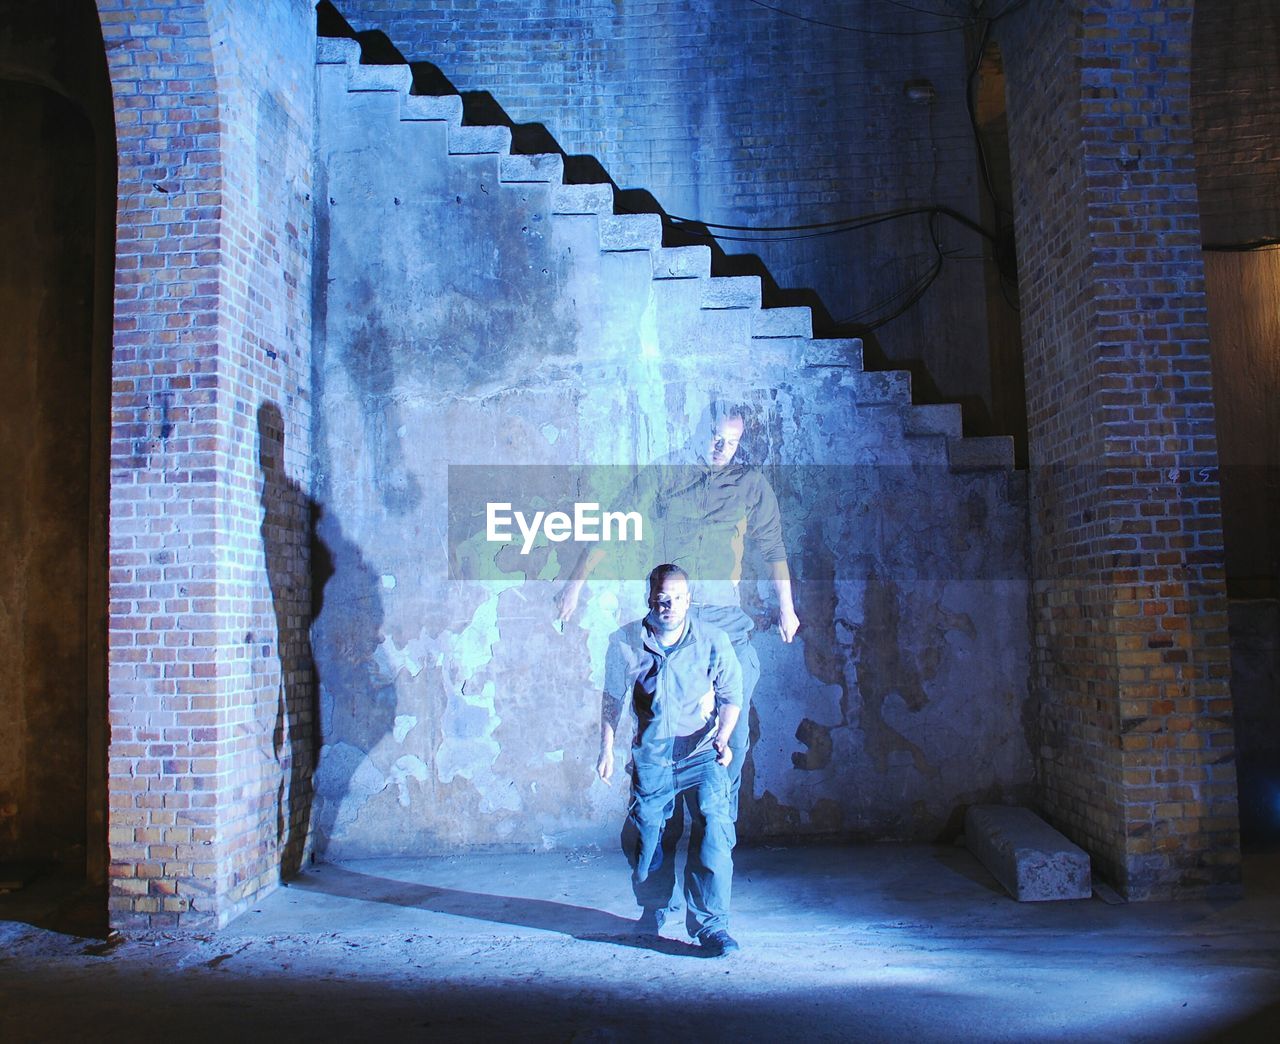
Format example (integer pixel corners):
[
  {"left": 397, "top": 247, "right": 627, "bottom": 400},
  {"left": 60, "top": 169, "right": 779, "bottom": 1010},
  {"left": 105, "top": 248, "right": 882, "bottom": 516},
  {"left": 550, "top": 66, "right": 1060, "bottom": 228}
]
[{"left": 2, "top": 844, "right": 1280, "bottom": 1042}]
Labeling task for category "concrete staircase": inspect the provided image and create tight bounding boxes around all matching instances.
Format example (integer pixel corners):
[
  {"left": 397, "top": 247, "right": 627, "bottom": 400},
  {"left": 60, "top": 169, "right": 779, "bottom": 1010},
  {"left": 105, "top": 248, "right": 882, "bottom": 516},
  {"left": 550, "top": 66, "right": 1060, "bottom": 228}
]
[{"left": 317, "top": 36, "right": 1014, "bottom": 473}]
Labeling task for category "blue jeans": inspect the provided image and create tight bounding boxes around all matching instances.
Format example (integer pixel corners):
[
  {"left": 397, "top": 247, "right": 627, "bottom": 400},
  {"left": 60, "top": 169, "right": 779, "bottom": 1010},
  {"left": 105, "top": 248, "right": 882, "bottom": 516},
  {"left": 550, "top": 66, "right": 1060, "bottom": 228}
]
[
  {"left": 692, "top": 604, "right": 760, "bottom": 817},
  {"left": 624, "top": 736, "right": 736, "bottom": 939}
]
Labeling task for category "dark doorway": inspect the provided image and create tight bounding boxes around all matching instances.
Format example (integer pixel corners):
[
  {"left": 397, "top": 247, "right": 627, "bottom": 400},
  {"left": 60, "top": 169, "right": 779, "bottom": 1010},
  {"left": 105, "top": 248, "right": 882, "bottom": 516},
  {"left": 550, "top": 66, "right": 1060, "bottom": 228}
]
[
  {"left": 0, "top": 0, "right": 114, "bottom": 924},
  {"left": 0, "top": 81, "right": 96, "bottom": 873},
  {"left": 1190, "top": 0, "right": 1280, "bottom": 850},
  {"left": 970, "top": 36, "right": 1027, "bottom": 467}
]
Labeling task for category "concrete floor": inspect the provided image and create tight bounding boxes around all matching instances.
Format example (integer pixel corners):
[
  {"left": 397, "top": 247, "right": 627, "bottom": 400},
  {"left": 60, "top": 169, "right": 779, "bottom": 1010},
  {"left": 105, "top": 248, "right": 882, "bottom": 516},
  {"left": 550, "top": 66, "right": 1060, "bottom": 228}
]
[{"left": 3, "top": 844, "right": 1280, "bottom": 1042}]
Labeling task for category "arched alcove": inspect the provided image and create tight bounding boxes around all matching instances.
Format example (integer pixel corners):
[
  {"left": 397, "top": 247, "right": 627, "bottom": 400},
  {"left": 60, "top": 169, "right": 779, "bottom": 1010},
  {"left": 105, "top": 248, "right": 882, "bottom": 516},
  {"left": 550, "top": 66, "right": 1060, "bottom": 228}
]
[
  {"left": 1191, "top": 0, "right": 1280, "bottom": 849},
  {"left": 0, "top": 0, "right": 114, "bottom": 914},
  {"left": 971, "top": 36, "right": 1027, "bottom": 467}
]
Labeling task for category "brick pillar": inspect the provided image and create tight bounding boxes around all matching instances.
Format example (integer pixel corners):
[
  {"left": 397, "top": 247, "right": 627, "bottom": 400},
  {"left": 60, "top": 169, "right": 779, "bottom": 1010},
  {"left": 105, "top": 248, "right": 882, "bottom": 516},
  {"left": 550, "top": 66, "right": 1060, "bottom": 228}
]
[
  {"left": 100, "top": 0, "right": 314, "bottom": 929},
  {"left": 1001, "top": 0, "right": 1240, "bottom": 898},
  {"left": 201, "top": 0, "right": 316, "bottom": 919}
]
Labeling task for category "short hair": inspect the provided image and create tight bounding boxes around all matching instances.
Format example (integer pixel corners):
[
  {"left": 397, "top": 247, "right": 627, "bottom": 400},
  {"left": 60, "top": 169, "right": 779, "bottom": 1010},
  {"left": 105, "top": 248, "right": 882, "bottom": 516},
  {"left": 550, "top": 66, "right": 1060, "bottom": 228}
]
[
  {"left": 708, "top": 399, "right": 748, "bottom": 425},
  {"left": 647, "top": 563, "right": 689, "bottom": 593}
]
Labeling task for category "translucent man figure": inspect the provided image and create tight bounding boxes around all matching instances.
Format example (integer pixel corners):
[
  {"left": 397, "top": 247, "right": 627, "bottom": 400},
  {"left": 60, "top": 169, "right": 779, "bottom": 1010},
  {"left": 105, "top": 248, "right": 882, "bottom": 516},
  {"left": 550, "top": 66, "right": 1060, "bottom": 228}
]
[{"left": 560, "top": 401, "right": 800, "bottom": 809}]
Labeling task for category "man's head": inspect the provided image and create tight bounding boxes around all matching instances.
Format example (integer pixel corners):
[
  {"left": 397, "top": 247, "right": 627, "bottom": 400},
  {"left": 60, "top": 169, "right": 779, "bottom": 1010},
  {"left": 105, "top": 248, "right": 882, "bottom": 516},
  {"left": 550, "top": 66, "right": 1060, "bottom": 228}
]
[
  {"left": 697, "top": 401, "right": 747, "bottom": 469},
  {"left": 646, "top": 563, "right": 691, "bottom": 635}
]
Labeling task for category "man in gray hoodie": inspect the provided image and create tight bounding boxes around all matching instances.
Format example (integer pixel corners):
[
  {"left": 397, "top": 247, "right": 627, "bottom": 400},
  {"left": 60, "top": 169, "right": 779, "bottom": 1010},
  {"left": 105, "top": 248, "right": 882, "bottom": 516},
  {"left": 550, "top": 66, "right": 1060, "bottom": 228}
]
[{"left": 597, "top": 563, "right": 744, "bottom": 956}]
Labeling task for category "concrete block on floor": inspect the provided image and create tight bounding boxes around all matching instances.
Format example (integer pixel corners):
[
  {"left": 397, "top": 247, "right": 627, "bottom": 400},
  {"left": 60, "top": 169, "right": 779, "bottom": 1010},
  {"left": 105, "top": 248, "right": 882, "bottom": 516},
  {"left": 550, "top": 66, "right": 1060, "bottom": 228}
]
[{"left": 965, "top": 805, "right": 1092, "bottom": 901}]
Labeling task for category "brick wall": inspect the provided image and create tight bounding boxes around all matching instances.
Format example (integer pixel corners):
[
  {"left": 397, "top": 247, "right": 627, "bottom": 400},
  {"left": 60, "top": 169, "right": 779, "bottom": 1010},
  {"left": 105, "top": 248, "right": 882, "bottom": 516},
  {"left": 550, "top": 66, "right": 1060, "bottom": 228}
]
[
  {"left": 1000, "top": 0, "right": 1116, "bottom": 881},
  {"left": 206, "top": 0, "right": 316, "bottom": 924},
  {"left": 1002, "top": 0, "right": 1239, "bottom": 898},
  {"left": 332, "top": 0, "right": 1005, "bottom": 429},
  {"left": 100, "top": 0, "right": 315, "bottom": 929}
]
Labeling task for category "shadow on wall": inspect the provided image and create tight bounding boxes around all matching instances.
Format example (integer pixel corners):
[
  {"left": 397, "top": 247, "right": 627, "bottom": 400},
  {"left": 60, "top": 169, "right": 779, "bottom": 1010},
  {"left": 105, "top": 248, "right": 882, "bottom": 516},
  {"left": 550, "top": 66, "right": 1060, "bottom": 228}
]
[
  {"left": 258, "top": 402, "right": 319, "bottom": 876},
  {"left": 304, "top": 469, "right": 396, "bottom": 862}
]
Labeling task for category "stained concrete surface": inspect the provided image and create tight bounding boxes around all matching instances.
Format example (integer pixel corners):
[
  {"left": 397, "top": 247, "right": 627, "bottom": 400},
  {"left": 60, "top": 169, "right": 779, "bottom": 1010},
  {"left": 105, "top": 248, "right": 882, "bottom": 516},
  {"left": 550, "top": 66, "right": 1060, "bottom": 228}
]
[
  {"left": 310, "top": 47, "right": 1035, "bottom": 859},
  {"left": 3, "top": 844, "right": 1279, "bottom": 1042}
]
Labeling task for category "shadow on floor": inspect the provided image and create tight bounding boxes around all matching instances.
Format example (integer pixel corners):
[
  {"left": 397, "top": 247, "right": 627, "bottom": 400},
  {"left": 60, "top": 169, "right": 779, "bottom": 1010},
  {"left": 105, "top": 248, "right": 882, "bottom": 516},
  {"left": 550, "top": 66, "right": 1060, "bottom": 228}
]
[
  {"left": 928, "top": 844, "right": 1006, "bottom": 896},
  {"left": 0, "top": 869, "right": 107, "bottom": 939},
  {"left": 293, "top": 864, "right": 705, "bottom": 957}
]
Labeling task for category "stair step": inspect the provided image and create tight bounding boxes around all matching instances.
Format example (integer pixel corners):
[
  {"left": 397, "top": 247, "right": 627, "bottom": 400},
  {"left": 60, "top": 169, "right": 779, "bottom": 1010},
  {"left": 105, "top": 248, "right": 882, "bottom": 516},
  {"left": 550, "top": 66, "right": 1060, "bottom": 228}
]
[
  {"left": 802, "top": 338, "right": 863, "bottom": 369},
  {"left": 751, "top": 307, "right": 812, "bottom": 339},
  {"left": 500, "top": 153, "right": 565, "bottom": 183},
  {"left": 599, "top": 213, "right": 663, "bottom": 251},
  {"left": 848, "top": 371, "right": 911, "bottom": 404},
  {"left": 653, "top": 246, "right": 711, "bottom": 280},
  {"left": 449, "top": 125, "right": 512, "bottom": 155},
  {"left": 904, "top": 403, "right": 963, "bottom": 438},
  {"left": 551, "top": 183, "right": 614, "bottom": 215},
  {"left": 701, "top": 276, "right": 761, "bottom": 310},
  {"left": 948, "top": 436, "right": 1014, "bottom": 471},
  {"left": 349, "top": 63, "right": 412, "bottom": 94},
  {"left": 318, "top": 37, "right": 362, "bottom": 66},
  {"left": 401, "top": 94, "right": 464, "bottom": 124},
  {"left": 743, "top": 336, "right": 813, "bottom": 368}
]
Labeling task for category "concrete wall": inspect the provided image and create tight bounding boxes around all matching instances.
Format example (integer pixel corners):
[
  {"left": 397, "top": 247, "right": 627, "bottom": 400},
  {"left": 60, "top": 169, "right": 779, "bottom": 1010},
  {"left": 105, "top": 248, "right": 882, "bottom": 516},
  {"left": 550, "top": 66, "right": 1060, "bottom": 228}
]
[
  {"left": 1191, "top": 0, "right": 1280, "bottom": 250},
  {"left": 330, "top": 0, "right": 1018, "bottom": 438},
  {"left": 206, "top": 0, "right": 318, "bottom": 906},
  {"left": 309, "top": 43, "right": 1034, "bottom": 857},
  {"left": 1192, "top": 0, "right": 1280, "bottom": 599},
  {"left": 1191, "top": 0, "right": 1280, "bottom": 848}
]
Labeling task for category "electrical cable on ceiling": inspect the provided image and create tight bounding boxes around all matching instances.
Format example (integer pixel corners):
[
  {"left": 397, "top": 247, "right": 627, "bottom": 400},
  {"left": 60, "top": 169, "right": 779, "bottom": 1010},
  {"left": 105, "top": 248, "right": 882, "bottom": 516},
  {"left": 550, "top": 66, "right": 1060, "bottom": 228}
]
[
  {"left": 842, "top": 210, "right": 946, "bottom": 329},
  {"left": 744, "top": 0, "right": 1030, "bottom": 37},
  {"left": 706, "top": 0, "right": 1034, "bottom": 322},
  {"left": 988, "top": 0, "right": 1032, "bottom": 23},
  {"left": 611, "top": 199, "right": 1017, "bottom": 326},
  {"left": 744, "top": 0, "right": 973, "bottom": 36},
  {"left": 625, "top": 201, "right": 971, "bottom": 330},
  {"left": 658, "top": 204, "right": 999, "bottom": 243},
  {"left": 877, "top": 0, "right": 968, "bottom": 20}
]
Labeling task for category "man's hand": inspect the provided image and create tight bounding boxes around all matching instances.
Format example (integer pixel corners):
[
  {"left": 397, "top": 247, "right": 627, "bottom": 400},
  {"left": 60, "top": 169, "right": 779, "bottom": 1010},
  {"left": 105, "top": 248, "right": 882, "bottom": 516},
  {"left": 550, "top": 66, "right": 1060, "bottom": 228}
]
[
  {"left": 776, "top": 605, "right": 800, "bottom": 643},
  {"left": 713, "top": 739, "right": 733, "bottom": 768},
  {"left": 555, "top": 580, "right": 583, "bottom": 623},
  {"left": 597, "top": 745, "right": 615, "bottom": 783}
]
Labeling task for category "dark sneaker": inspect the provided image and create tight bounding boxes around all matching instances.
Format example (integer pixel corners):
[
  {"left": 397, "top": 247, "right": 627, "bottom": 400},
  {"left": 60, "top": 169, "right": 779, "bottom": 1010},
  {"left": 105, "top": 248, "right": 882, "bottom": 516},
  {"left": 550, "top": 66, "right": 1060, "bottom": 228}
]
[
  {"left": 699, "top": 929, "right": 740, "bottom": 957},
  {"left": 635, "top": 908, "right": 666, "bottom": 935}
]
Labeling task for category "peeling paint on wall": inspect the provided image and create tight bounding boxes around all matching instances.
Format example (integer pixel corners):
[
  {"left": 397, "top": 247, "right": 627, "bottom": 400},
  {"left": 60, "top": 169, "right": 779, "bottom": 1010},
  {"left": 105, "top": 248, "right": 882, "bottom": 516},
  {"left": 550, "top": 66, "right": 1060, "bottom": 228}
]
[
  {"left": 389, "top": 755, "right": 428, "bottom": 807},
  {"left": 310, "top": 59, "right": 1034, "bottom": 856}
]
